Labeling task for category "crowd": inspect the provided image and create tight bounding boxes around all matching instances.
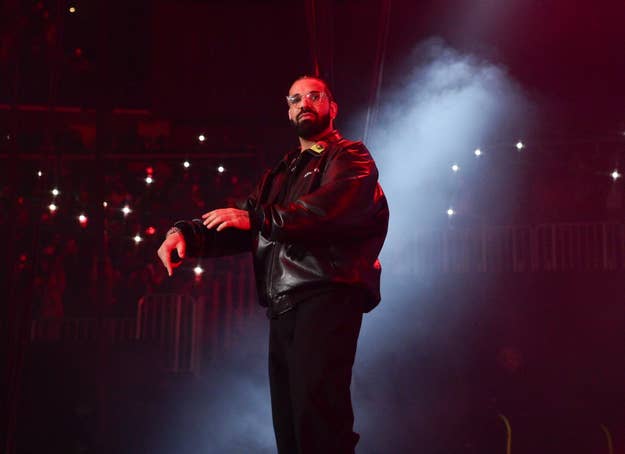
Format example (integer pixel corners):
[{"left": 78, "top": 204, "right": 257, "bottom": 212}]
[
  {"left": 2, "top": 151, "right": 257, "bottom": 319},
  {"left": 3, "top": 134, "right": 625, "bottom": 321}
]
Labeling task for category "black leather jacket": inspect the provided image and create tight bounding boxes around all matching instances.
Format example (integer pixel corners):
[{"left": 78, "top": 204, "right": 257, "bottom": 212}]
[{"left": 174, "top": 132, "right": 389, "bottom": 316}]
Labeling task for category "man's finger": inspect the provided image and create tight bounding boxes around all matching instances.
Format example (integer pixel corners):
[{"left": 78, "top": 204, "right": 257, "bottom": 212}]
[
  {"left": 203, "top": 209, "right": 222, "bottom": 219},
  {"left": 158, "top": 249, "right": 172, "bottom": 276},
  {"left": 177, "top": 238, "right": 186, "bottom": 258},
  {"left": 203, "top": 213, "right": 216, "bottom": 226},
  {"left": 216, "top": 221, "right": 229, "bottom": 232},
  {"left": 206, "top": 216, "right": 222, "bottom": 230},
  {"left": 172, "top": 261, "right": 182, "bottom": 270}
]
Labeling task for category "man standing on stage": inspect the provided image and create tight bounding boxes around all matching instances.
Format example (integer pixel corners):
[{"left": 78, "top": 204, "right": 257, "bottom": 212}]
[{"left": 157, "top": 75, "right": 388, "bottom": 454}]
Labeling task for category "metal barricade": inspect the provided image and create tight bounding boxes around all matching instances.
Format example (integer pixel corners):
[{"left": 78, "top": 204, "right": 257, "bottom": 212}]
[
  {"left": 30, "top": 317, "right": 136, "bottom": 343},
  {"left": 136, "top": 294, "right": 204, "bottom": 375},
  {"left": 386, "top": 222, "right": 625, "bottom": 274}
]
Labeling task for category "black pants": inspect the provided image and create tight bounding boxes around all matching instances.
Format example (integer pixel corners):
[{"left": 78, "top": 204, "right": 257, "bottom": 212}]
[{"left": 268, "top": 288, "right": 364, "bottom": 454}]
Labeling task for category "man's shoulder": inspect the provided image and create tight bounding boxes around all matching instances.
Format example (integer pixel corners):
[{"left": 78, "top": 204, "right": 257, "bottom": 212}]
[
  {"left": 333, "top": 138, "right": 373, "bottom": 159},
  {"left": 337, "top": 138, "right": 363, "bottom": 149}
]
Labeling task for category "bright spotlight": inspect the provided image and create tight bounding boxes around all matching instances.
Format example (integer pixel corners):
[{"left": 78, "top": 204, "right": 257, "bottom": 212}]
[
  {"left": 145, "top": 175, "right": 154, "bottom": 185},
  {"left": 194, "top": 265, "right": 204, "bottom": 276},
  {"left": 474, "top": 148, "right": 482, "bottom": 157},
  {"left": 217, "top": 165, "right": 225, "bottom": 173},
  {"left": 122, "top": 205, "right": 132, "bottom": 216},
  {"left": 51, "top": 188, "right": 60, "bottom": 196},
  {"left": 183, "top": 160, "right": 191, "bottom": 168},
  {"left": 48, "top": 203, "right": 58, "bottom": 212},
  {"left": 103, "top": 201, "right": 108, "bottom": 208},
  {"left": 447, "top": 208, "right": 455, "bottom": 217},
  {"left": 133, "top": 234, "right": 142, "bottom": 244},
  {"left": 78, "top": 214, "right": 88, "bottom": 227},
  {"left": 516, "top": 141, "right": 524, "bottom": 150},
  {"left": 37, "top": 170, "right": 43, "bottom": 177},
  {"left": 611, "top": 169, "right": 621, "bottom": 181},
  {"left": 198, "top": 134, "right": 206, "bottom": 143},
  {"left": 451, "top": 163, "right": 460, "bottom": 172},
  {"left": 68, "top": 6, "right": 76, "bottom": 13}
]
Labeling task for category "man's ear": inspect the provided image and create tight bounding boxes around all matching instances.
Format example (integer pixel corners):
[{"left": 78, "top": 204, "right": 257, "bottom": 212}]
[{"left": 330, "top": 101, "right": 338, "bottom": 120}]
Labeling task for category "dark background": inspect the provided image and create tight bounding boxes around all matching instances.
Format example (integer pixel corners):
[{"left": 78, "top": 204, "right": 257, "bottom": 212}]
[{"left": 2, "top": 0, "right": 625, "bottom": 453}]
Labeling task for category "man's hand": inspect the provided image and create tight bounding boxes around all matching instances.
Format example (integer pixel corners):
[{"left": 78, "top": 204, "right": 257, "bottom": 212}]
[
  {"left": 157, "top": 231, "right": 186, "bottom": 277},
  {"left": 201, "top": 208, "right": 251, "bottom": 231}
]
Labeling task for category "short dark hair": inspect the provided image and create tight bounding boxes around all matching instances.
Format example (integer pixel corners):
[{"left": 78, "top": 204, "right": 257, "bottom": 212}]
[{"left": 292, "top": 75, "right": 335, "bottom": 103}]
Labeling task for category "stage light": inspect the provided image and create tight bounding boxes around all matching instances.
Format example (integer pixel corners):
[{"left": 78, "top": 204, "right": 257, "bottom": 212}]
[
  {"left": 183, "top": 160, "right": 191, "bottom": 168},
  {"left": 103, "top": 201, "right": 108, "bottom": 207},
  {"left": 122, "top": 205, "right": 131, "bottom": 216},
  {"left": 217, "top": 165, "right": 225, "bottom": 173},
  {"left": 146, "top": 226, "right": 156, "bottom": 236},
  {"left": 198, "top": 134, "right": 206, "bottom": 142},
  {"left": 451, "top": 163, "right": 460, "bottom": 172},
  {"left": 78, "top": 214, "right": 88, "bottom": 227},
  {"left": 447, "top": 208, "right": 455, "bottom": 217},
  {"left": 37, "top": 170, "right": 43, "bottom": 177},
  {"left": 74, "top": 48, "right": 83, "bottom": 58},
  {"left": 48, "top": 203, "right": 58, "bottom": 213},
  {"left": 146, "top": 166, "right": 153, "bottom": 175},
  {"left": 474, "top": 148, "right": 482, "bottom": 157},
  {"left": 516, "top": 141, "right": 524, "bottom": 150},
  {"left": 68, "top": 6, "right": 76, "bottom": 13},
  {"left": 611, "top": 169, "right": 621, "bottom": 181},
  {"left": 51, "top": 188, "right": 60, "bottom": 196},
  {"left": 133, "top": 234, "right": 143, "bottom": 244},
  {"left": 145, "top": 175, "right": 154, "bottom": 185},
  {"left": 194, "top": 265, "right": 204, "bottom": 276}
]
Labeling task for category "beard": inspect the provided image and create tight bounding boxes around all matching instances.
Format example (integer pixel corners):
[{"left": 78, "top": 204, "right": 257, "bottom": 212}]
[{"left": 291, "top": 110, "right": 332, "bottom": 140}]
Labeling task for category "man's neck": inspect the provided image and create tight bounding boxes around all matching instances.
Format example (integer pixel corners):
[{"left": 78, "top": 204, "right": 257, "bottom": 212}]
[{"left": 298, "top": 126, "right": 335, "bottom": 151}]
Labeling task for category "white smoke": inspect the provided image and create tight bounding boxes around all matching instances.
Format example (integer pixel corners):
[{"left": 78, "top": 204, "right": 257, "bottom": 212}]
[
  {"left": 363, "top": 37, "right": 534, "bottom": 236},
  {"left": 351, "top": 38, "right": 535, "bottom": 451}
]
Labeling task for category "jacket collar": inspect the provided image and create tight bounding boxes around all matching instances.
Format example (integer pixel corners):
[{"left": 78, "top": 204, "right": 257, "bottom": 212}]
[
  {"left": 302, "top": 129, "right": 343, "bottom": 157},
  {"left": 277, "top": 130, "right": 343, "bottom": 170}
]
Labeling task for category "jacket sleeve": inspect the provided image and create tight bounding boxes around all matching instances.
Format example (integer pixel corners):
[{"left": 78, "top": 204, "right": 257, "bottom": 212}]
[
  {"left": 248, "top": 143, "right": 385, "bottom": 243},
  {"left": 171, "top": 169, "right": 270, "bottom": 257},
  {"left": 173, "top": 218, "right": 253, "bottom": 258}
]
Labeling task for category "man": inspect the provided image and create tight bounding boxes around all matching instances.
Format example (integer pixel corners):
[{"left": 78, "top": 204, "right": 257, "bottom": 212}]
[{"left": 157, "top": 76, "right": 388, "bottom": 454}]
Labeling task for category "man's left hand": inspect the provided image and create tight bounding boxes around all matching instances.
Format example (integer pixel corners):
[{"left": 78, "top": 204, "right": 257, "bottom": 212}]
[{"left": 201, "top": 208, "right": 251, "bottom": 231}]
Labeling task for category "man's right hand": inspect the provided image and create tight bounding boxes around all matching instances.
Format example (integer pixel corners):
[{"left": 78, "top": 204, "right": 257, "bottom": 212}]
[{"left": 157, "top": 230, "right": 186, "bottom": 276}]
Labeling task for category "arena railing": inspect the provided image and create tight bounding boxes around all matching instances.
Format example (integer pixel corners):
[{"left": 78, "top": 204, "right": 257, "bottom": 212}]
[{"left": 385, "top": 222, "right": 625, "bottom": 274}]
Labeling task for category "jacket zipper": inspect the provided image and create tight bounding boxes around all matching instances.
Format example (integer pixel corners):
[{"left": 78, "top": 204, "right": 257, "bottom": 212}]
[{"left": 266, "top": 242, "right": 277, "bottom": 301}]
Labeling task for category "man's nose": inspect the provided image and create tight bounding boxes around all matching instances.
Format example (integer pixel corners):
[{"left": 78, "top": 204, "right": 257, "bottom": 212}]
[{"left": 300, "top": 96, "right": 314, "bottom": 108}]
